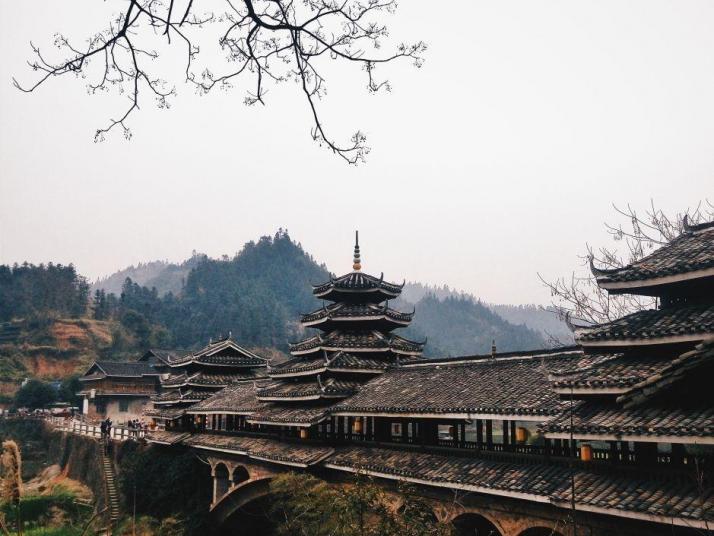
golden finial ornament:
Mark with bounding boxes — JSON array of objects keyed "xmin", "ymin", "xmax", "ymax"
[{"xmin": 353, "ymin": 230, "xmax": 362, "ymax": 271}]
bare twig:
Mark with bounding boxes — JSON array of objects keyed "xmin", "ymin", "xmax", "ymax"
[{"xmin": 14, "ymin": 0, "xmax": 426, "ymax": 164}]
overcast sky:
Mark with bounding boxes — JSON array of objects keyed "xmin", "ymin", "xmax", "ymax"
[{"xmin": 1, "ymin": 1, "xmax": 712, "ymax": 305}]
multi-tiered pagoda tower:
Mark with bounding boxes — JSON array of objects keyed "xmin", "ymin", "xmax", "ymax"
[
  {"xmin": 146, "ymin": 337, "xmax": 267, "ymax": 429},
  {"xmin": 247, "ymin": 232, "xmax": 424, "ymax": 432}
]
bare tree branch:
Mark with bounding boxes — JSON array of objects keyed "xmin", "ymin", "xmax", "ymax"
[
  {"xmin": 14, "ymin": 0, "xmax": 426, "ymax": 164},
  {"xmin": 540, "ymin": 201, "xmax": 714, "ymax": 326}
]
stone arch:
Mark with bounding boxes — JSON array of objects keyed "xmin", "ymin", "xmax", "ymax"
[
  {"xmin": 213, "ymin": 463, "xmax": 230, "ymax": 502},
  {"xmin": 212, "ymin": 476, "xmax": 274, "ymax": 527},
  {"xmin": 518, "ymin": 528, "xmax": 565, "ymax": 536},
  {"xmin": 232, "ymin": 465, "xmax": 250, "ymax": 487},
  {"xmin": 451, "ymin": 512, "xmax": 504, "ymax": 536}
]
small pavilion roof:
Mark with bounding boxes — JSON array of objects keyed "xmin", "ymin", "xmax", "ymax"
[
  {"xmin": 247, "ymin": 404, "xmax": 332, "ymax": 427},
  {"xmin": 269, "ymin": 352, "xmax": 389, "ymax": 378},
  {"xmin": 187, "ymin": 383, "xmax": 264, "ymax": 415},
  {"xmin": 183, "ymin": 433, "xmax": 334, "ymax": 467},
  {"xmin": 161, "ymin": 369, "xmax": 265, "ymax": 389},
  {"xmin": 591, "ymin": 218, "xmax": 714, "ymax": 294},
  {"xmin": 256, "ymin": 378, "xmax": 360, "ymax": 401},
  {"xmin": 617, "ymin": 337, "xmax": 714, "ymax": 408},
  {"xmin": 152, "ymin": 389, "xmax": 212, "ymax": 405},
  {"xmin": 290, "ymin": 331, "xmax": 424, "ymax": 356},
  {"xmin": 541, "ymin": 401, "xmax": 714, "ymax": 444},
  {"xmin": 143, "ymin": 407, "xmax": 186, "ymax": 420},
  {"xmin": 312, "ymin": 271, "xmax": 404, "ymax": 302},
  {"xmin": 551, "ymin": 353, "xmax": 671, "ymax": 395},
  {"xmin": 575, "ymin": 303, "xmax": 714, "ymax": 347},
  {"xmin": 145, "ymin": 430, "xmax": 191, "ymax": 445},
  {"xmin": 332, "ymin": 351, "xmax": 580, "ymax": 420},
  {"xmin": 79, "ymin": 361, "xmax": 160, "ymax": 380},
  {"xmin": 168, "ymin": 337, "xmax": 267, "ymax": 368}
]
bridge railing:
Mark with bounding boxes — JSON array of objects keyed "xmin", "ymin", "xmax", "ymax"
[{"xmin": 46, "ymin": 417, "xmax": 146, "ymax": 441}]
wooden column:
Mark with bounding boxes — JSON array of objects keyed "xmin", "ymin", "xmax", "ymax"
[
  {"xmin": 459, "ymin": 422, "xmax": 466, "ymax": 448},
  {"xmin": 401, "ymin": 419, "xmax": 409, "ymax": 443},
  {"xmin": 476, "ymin": 419, "xmax": 484, "ymax": 449},
  {"xmin": 485, "ymin": 420, "xmax": 493, "ymax": 448},
  {"xmin": 510, "ymin": 421, "xmax": 517, "ymax": 446},
  {"xmin": 502, "ymin": 420, "xmax": 509, "ymax": 447}
]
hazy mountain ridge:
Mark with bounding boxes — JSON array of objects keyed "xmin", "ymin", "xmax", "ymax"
[
  {"xmin": 402, "ymin": 282, "xmax": 572, "ymax": 344},
  {"xmin": 91, "ymin": 254, "xmax": 206, "ymax": 297},
  {"xmin": 92, "ymin": 237, "xmax": 553, "ymax": 356}
]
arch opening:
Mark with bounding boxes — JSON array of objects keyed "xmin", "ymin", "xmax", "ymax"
[
  {"xmin": 451, "ymin": 513, "xmax": 503, "ymax": 536},
  {"xmin": 214, "ymin": 463, "xmax": 230, "ymax": 501},
  {"xmin": 232, "ymin": 465, "xmax": 250, "ymax": 487}
]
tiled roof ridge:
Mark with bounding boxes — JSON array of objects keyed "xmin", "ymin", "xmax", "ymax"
[
  {"xmin": 402, "ymin": 346, "xmax": 583, "ymax": 369},
  {"xmin": 169, "ymin": 337, "xmax": 268, "ymax": 366},
  {"xmin": 312, "ymin": 270, "xmax": 405, "ymax": 295},
  {"xmin": 300, "ymin": 302, "xmax": 414, "ymax": 325},
  {"xmin": 590, "ymin": 217, "xmax": 714, "ymax": 285},
  {"xmin": 83, "ymin": 360, "xmax": 159, "ymax": 378},
  {"xmin": 575, "ymin": 302, "xmax": 714, "ymax": 344}
]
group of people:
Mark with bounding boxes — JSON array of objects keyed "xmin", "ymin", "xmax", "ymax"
[
  {"xmin": 127, "ymin": 419, "xmax": 148, "ymax": 437},
  {"xmin": 99, "ymin": 417, "xmax": 112, "ymax": 438},
  {"xmin": 99, "ymin": 418, "xmax": 113, "ymax": 453}
]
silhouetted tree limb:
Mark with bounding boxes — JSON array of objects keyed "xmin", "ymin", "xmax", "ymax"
[
  {"xmin": 14, "ymin": 0, "xmax": 426, "ymax": 164},
  {"xmin": 539, "ymin": 200, "xmax": 714, "ymax": 326}
]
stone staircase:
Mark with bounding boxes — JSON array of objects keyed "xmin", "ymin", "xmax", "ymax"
[{"xmin": 100, "ymin": 448, "xmax": 120, "ymax": 532}]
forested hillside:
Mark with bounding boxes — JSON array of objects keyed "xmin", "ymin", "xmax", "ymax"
[
  {"xmin": 1, "ymin": 231, "xmax": 552, "ymax": 390},
  {"xmin": 397, "ymin": 296, "xmax": 546, "ymax": 357},
  {"xmin": 92, "ymin": 231, "xmax": 545, "ymax": 355},
  {"xmin": 402, "ymin": 282, "xmax": 571, "ymax": 344}
]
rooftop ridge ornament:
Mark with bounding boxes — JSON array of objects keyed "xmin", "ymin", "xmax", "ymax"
[
  {"xmin": 588, "ymin": 254, "xmax": 620, "ymax": 277},
  {"xmin": 682, "ymin": 214, "xmax": 714, "ymax": 234},
  {"xmin": 353, "ymin": 230, "xmax": 362, "ymax": 271}
]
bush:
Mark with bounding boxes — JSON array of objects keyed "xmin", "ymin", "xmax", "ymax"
[{"xmin": 14, "ymin": 380, "xmax": 56, "ymax": 410}]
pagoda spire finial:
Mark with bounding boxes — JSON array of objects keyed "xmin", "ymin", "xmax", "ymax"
[{"xmin": 353, "ymin": 230, "xmax": 362, "ymax": 271}]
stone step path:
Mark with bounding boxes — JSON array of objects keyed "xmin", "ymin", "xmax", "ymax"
[{"xmin": 101, "ymin": 449, "xmax": 121, "ymax": 526}]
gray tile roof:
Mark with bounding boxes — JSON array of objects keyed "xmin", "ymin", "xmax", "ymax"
[
  {"xmin": 325, "ymin": 446, "xmax": 714, "ymax": 525},
  {"xmin": 301, "ymin": 303, "xmax": 412, "ymax": 327},
  {"xmin": 593, "ymin": 222, "xmax": 714, "ymax": 285},
  {"xmin": 618, "ymin": 338, "xmax": 714, "ymax": 407},
  {"xmin": 247, "ymin": 404, "xmax": 331, "ymax": 426},
  {"xmin": 161, "ymin": 370, "xmax": 265, "ymax": 388},
  {"xmin": 143, "ymin": 407, "xmax": 186, "ymax": 420},
  {"xmin": 145, "ymin": 430, "xmax": 190, "ymax": 445},
  {"xmin": 333, "ymin": 352, "xmax": 579, "ymax": 417},
  {"xmin": 541, "ymin": 401, "xmax": 714, "ymax": 439},
  {"xmin": 575, "ymin": 304, "xmax": 714, "ymax": 344},
  {"xmin": 169, "ymin": 338, "xmax": 267, "ymax": 367},
  {"xmin": 313, "ymin": 271, "xmax": 403, "ymax": 300},
  {"xmin": 187, "ymin": 383, "xmax": 264, "ymax": 414},
  {"xmin": 290, "ymin": 330, "xmax": 424, "ymax": 356},
  {"xmin": 257, "ymin": 378, "xmax": 360, "ymax": 400},
  {"xmin": 269, "ymin": 352, "xmax": 389, "ymax": 378},
  {"xmin": 551, "ymin": 353, "xmax": 671, "ymax": 391},
  {"xmin": 183, "ymin": 433, "xmax": 334, "ymax": 466},
  {"xmin": 83, "ymin": 361, "xmax": 159, "ymax": 378}
]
